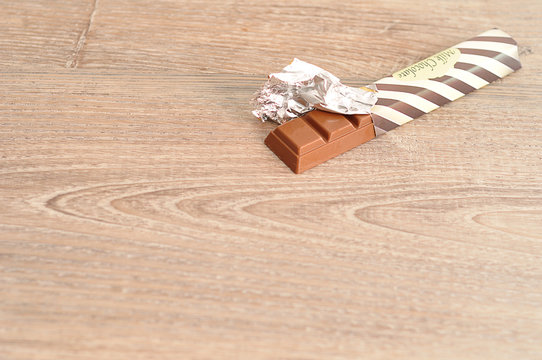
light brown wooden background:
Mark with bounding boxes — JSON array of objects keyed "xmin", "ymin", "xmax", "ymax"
[{"xmin": 1, "ymin": 1, "xmax": 541, "ymax": 359}]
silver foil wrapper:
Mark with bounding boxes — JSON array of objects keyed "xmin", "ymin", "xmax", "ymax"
[{"xmin": 252, "ymin": 58, "xmax": 378, "ymax": 124}]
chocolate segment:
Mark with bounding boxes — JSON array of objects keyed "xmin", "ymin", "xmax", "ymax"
[
  {"xmin": 274, "ymin": 117, "xmax": 325, "ymax": 155},
  {"xmin": 265, "ymin": 111, "xmax": 375, "ymax": 173},
  {"xmin": 304, "ymin": 111, "xmax": 356, "ymax": 141}
]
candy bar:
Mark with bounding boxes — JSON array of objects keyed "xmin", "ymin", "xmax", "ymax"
[
  {"xmin": 263, "ymin": 29, "xmax": 521, "ymax": 173},
  {"xmin": 265, "ymin": 111, "xmax": 374, "ymax": 173}
]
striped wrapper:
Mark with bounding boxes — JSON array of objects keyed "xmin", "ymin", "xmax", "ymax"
[{"xmin": 370, "ymin": 29, "xmax": 521, "ymax": 135}]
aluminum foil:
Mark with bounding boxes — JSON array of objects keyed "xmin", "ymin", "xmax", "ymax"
[{"xmin": 251, "ymin": 58, "xmax": 378, "ymax": 124}]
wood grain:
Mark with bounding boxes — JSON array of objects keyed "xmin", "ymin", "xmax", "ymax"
[{"xmin": 1, "ymin": 0, "xmax": 542, "ymax": 359}]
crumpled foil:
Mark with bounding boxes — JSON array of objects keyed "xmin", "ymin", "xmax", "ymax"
[{"xmin": 251, "ymin": 58, "xmax": 378, "ymax": 124}]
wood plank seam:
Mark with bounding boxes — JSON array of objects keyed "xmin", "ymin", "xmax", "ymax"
[{"xmin": 65, "ymin": 0, "xmax": 100, "ymax": 68}]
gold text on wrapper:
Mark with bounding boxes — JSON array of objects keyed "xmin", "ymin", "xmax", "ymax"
[{"xmin": 392, "ymin": 48, "xmax": 461, "ymax": 81}]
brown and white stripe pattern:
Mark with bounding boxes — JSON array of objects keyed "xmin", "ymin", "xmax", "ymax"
[{"xmin": 370, "ymin": 29, "xmax": 521, "ymax": 135}]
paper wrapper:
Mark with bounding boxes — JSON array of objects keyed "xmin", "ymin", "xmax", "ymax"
[
  {"xmin": 370, "ymin": 28, "xmax": 521, "ymax": 135},
  {"xmin": 253, "ymin": 28, "xmax": 521, "ymax": 136}
]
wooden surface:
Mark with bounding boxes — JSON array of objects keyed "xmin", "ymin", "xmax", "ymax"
[{"xmin": 1, "ymin": 1, "xmax": 541, "ymax": 359}]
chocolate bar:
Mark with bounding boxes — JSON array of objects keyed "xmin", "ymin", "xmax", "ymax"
[
  {"xmin": 264, "ymin": 29, "xmax": 521, "ymax": 173},
  {"xmin": 265, "ymin": 111, "xmax": 374, "ymax": 173}
]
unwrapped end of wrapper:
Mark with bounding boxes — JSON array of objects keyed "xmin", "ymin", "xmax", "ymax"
[{"xmin": 251, "ymin": 58, "xmax": 378, "ymax": 124}]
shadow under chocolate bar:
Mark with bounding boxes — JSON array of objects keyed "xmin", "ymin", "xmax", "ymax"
[{"xmin": 264, "ymin": 110, "xmax": 375, "ymax": 174}]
